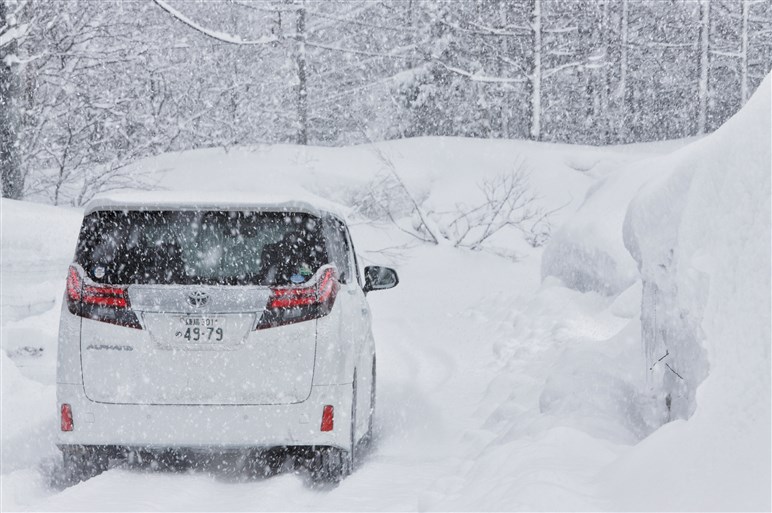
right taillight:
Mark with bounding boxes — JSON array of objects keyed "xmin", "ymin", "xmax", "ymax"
[
  {"xmin": 256, "ymin": 265, "xmax": 339, "ymax": 330},
  {"xmin": 66, "ymin": 264, "xmax": 142, "ymax": 329}
]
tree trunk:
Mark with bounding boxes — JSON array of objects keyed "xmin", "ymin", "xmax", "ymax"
[
  {"xmin": 0, "ymin": 0, "xmax": 23, "ymax": 199},
  {"xmin": 618, "ymin": 0, "xmax": 628, "ymax": 143},
  {"xmin": 740, "ymin": 0, "xmax": 749, "ymax": 105},
  {"xmin": 599, "ymin": 0, "xmax": 611, "ymax": 144},
  {"xmin": 529, "ymin": 0, "xmax": 541, "ymax": 141},
  {"xmin": 697, "ymin": 0, "xmax": 711, "ymax": 135},
  {"xmin": 498, "ymin": 1, "xmax": 510, "ymax": 139},
  {"xmin": 296, "ymin": 0, "xmax": 308, "ymax": 146}
]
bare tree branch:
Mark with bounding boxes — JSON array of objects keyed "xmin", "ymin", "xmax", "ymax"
[{"xmin": 151, "ymin": 0, "xmax": 278, "ymax": 46}]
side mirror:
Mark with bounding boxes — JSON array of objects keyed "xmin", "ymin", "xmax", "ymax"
[{"xmin": 363, "ymin": 266, "xmax": 399, "ymax": 293}]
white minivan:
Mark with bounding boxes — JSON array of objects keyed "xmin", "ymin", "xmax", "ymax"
[{"xmin": 56, "ymin": 195, "xmax": 398, "ymax": 482}]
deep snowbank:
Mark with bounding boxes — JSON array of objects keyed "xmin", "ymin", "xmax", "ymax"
[
  {"xmin": 0, "ymin": 199, "xmax": 81, "ymax": 369},
  {"xmin": 537, "ymin": 76, "xmax": 771, "ymax": 510},
  {"xmin": 602, "ymin": 76, "xmax": 771, "ymax": 511}
]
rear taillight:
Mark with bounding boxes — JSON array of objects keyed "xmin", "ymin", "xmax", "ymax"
[
  {"xmin": 256, "ymin": 266, "xmax": 339, "ymax": 330},
  {"xmin": 61, "ymin": 403, "xmax": 73, "ymax": 432},
  {"xmin": 66, "ymin": 264, "xmax": 142, "ymax": 329}
]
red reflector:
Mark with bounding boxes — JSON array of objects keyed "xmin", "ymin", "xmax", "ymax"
[
  {"xmin": 61, "ymin": 403, "xmax": 73, "ymax": 432},
  {"xmin": 321, "ymin": 405, "xmax": 334, "ymax": 432}
]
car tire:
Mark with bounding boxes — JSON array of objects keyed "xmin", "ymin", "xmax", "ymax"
[
  {"xmin": 249, "ymin": 447, "xmax": 288, "ymax": 477},
  {"xmin": 61, "ymin": 446, "xmax": 108, "ymax": 485},
  {"xmin": 308, "ymin": 445, "xmax": 351, "ymax": 484}
]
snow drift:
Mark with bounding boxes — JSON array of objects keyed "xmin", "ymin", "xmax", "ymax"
[
  {"xmin": 603, "ymin": 75, "xmax": 771, "ymax": 511},
  {"xmin": 541, "ymin": 166, "xmax": 655, "ymax": 296},
  {"xmin": 539, "ymin": 137, "xmax": 697, "ymax": 297}
]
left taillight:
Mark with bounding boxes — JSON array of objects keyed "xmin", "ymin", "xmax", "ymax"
[
  {"xmin": 256, "ymin": 265, "xmax": 340, "ymax": 330},
  {"xmin": 66, "ymin": 264, "xmax": 142, "ymax": 329}
]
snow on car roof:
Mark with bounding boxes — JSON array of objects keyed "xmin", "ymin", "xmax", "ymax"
[{"xmin": 84, "ymin": 190, "xmax": 349, "ymax": 219}]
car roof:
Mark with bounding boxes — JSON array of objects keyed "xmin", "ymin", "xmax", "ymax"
[{"xmin": 84, "ymin": 191, "xmax": 348, "ymax": 221}]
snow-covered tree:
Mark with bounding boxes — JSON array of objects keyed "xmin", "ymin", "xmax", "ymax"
[
  {"xmin": 0, "ymin": 0, "xmax": 24, "ymax": 199},
  {"xmin": 4, "ymin": 0, "xmax": 771, "ymax": 202}
]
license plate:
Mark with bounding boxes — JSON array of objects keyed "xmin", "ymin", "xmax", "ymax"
[{"xmin": 175, "ymin": 316, "xmax": 225, "ymax": 343}]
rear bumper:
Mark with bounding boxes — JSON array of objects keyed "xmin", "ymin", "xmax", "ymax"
[{"xmin": 56, "ymin": 382, "xmax": 352, "ymax": 450}]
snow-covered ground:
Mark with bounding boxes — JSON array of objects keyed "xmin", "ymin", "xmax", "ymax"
[{"xmin": 1, "ymin": 82, "xmax": 770, "ymax": 511}]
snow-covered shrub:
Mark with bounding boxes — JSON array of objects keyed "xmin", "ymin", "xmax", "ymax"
[
  {"xmin": 354, "ymin": 149, "xmax": 554, "ymax": 251},
  {"xmin": 349, "ymin": 172, "xmax": 419, "ymax": 222},
  {"xmin": 435, "ymin": 167, "xmax": 551, "ymax": 249}
]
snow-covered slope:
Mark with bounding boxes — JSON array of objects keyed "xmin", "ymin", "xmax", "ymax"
[{"xmin": 120, "ymin": 136, "xmax": 678, "ymax": 230}]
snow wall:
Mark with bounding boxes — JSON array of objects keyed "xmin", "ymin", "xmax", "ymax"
[
  {"xmin": 608, "ymin": 75, "xmax": 771, "ymax": 510},
  {"xmin": 625, "ymin": 74, "xmax": 770, "ymax": 419}
]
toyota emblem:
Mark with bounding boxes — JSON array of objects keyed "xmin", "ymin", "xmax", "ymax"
[{"xmin": 188, "ymin": 290, "xmax": 209, "ymax": 308}]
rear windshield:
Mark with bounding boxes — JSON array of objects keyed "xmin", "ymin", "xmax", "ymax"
[{"xmin": 75, "ymin": 210, "xmax": 328, "ymax": 286}]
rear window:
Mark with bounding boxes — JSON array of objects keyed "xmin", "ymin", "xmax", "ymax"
[{"xmin": 76, "ymin": 210, "xmax": 328, "ymax": 286}]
